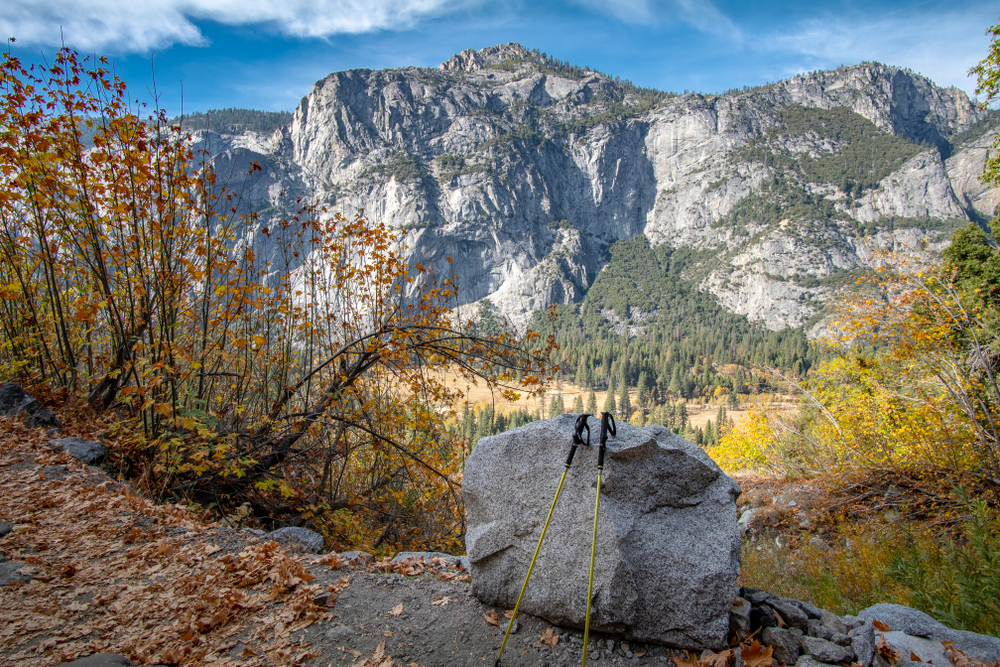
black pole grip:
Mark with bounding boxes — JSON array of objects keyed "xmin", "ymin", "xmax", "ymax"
[
  {"xmin": 566, "ymin": 413, "xmax": 591, "ymax": 466},
  {"xmin": 597, "ymin": 412, "xmax": 616, "ymax": 468}
]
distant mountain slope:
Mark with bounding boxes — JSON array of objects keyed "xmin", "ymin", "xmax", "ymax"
[{"xmin": 198, "ymin": 44, "xmax": 999, "ymax": 333}]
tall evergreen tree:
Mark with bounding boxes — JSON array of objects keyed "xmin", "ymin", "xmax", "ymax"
[
  {"xmin": 669, "ymin": 365, "xmax": 682, "ymax": 397},
  {"xmin": 586, "ymin": 389, "xmax": 598, "ymax": 415},
  {"xmin": 572, "ymin": 394, "xmax": 584, "ymax": 414},
  {"xmin": 549, "ymin": 394, "xmax": 565, "ymax": 418},
  {"xmin": 674, "ymin": 400, "xmax": 688, "ymax": 430},
  {"xmin": 637, "ymin": 371, "xmax": 649, "ymax": 407},
  {"xmin": 619, "ymin": 382, "xmax": 632, "ymax": 421},
  {"xmin": 604, "ymin": 383, "xmax": 617, "ymax": 416}
]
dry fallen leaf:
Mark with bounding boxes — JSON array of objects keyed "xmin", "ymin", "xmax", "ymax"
[
  {"xmin": 388, "ymin": 603, "xmax": 403, "ymax": 617},
  {"xmin": 700, "ymin": 649, "xmax": 734, "ymax": 667},
  {"xmin": 672, "ymin": 649, "xmax": 701, "ymax": 667},
  {"xmin": 872, "ymin": 619, "xmax": 891, "ymax": 632},
  {"xmin": 540, "ymin": 627, "xmax": 560, "ymax": 646},
  {"xmin": 313, "ymin": 552, "xmax": 345, "ymax": 568},
  {"xmin": 431, "ymin": 596, "xmax": 452, "ymax": 606},
  {"xmin": 944, "ymin": 642, "xmax": 972, "ymax": 667},
  {"xmin": 741, "ymin": 639, "xmax": 776, "ymax": 667},
  {"xmin": 877, "ymin": 636, "xmax": 900, "ymax": 664},
  {"xmin": 484, "ymin": 609, "xmax": 500, "ymax": 626}
]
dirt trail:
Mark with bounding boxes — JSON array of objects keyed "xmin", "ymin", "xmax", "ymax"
[{"xmin": 0, "ymin": 417, "xmax": 684, "ymax": 667}]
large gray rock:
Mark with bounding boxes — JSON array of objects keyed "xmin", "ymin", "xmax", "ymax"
[
  {"xmin": 858, "ymin": 604, "xmax": 1000, "ymax": 662},
  {"xmin": 881, "ymin": 631, "xmax": 950, "ymax": 666},
  {"xmin": 264, "ymin": 526, "xmax": 325, "ymax": 553},
  {"xmin": 0, "ymin": 382, "xmax": 60, "ymax": 429},
  {"xmin": 730, "ymin": 597, "xmax": 752, "ymax": 641},
  {"xmin": 795, "ymin": 657, "xmax": 839, "ymax": 667},
  {"xmin": 50, "ymin": 438, "xmax": 107, "ymax": 465},
  {"xmin": 771, "ymin": 597, "xmax": 810, "ymax": 630},
  {"xmin": 850, "ymin": 623, "xmax": 877, "ymax": 667},
  {"xmin": 763, "ymin": 626, "xmax": 802, "ymax": 664},
  {"xmin": 464, "ymin": 415, "xmax": 742, "ymax": 649},
  {"xmin": 819, "ymin": 609, "xmax": 848, "ymax": 636},
  {"xmin": 800, "ymin": 636, "xmax": 855, "ymax": 663}
]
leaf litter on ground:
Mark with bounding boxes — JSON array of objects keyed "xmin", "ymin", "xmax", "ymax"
[{"xmin": 0, "ymin": 416, "xmax": 332, "ymax": 666}]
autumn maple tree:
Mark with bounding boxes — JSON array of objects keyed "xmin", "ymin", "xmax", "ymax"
[{"xmin": 0, "ymin": 45, "xmax": 556, "ymax": 552}]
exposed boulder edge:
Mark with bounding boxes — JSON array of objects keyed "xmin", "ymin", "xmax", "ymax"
[
  {"xmin": 464, "ymin": 415, "xmax": 742, "ymax": 650},
  {"xmin": 50, "ymin": 437, "xmax": 108, "ymax": 465},
  {"xmin": 392, "ymin": 551, "xmax": 465, "ymax": 568},
  {"xmin": 858, "ymin": 603, "xmax": 1000, "ymax": 662},
  {"xmin": 340, "ymin": 550, "xmax": 375, "ymax": 564},
  {"xmin": 0, "ymin": 560, "xmax": 32, "ymax": 586},
  {"xmin": 0, "ymin": 382, "xmax": 61, "ymax": 429},
  {"xmin": 264, "ymin": 526, "xmax": 325, "ymax": 553}
]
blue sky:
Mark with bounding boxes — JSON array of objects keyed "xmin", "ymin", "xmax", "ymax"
[{"xmin": 4, "ymin": 0, "xmax": 998, "ymax": 117}]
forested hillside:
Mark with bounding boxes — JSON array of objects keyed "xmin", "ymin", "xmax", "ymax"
[{"xmin": 173, "ymin": 108, "xmax": 293, "ymax": 133}]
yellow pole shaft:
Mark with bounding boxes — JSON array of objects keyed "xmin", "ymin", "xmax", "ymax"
[
  {"xmin": 582, "ymin": 468, "xmax": 603, "ymax": 667},
  {"xmin": 496, "ymin": 465, "xmax": 570, "ymax": 667}
]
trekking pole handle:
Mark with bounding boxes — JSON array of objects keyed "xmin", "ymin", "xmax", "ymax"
[
  {"xmin": 567, "ymin": 413, "xmax": 591, "ymax": 466},
  {"xmin": 597, "ymin": 412, "xmax": 616, "ymax": 468}
]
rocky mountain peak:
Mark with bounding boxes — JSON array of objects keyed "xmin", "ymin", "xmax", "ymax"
[
  {"xmin": 439, "ymin": 43, "xmax": 533, "ymax": 73},
  {"xmin": 214, "ymin": 50, "xmax": 1000, "ymax": 334}
]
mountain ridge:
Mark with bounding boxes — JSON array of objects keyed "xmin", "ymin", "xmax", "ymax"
[{"xmin": 196, "ymin": 44, "xmax": 1000, "ymax": 333}]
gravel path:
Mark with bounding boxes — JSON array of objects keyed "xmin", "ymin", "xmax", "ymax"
[{"xmin": 293, "ymin": 559, "xmax": 684, "ymax": 667}]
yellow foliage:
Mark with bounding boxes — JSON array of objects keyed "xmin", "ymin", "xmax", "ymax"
[
  {"xmin": 711, "ymin": 246, "xmax": 994, "ymax": 479},
  {"xmin": 708, "ymin": 410, "xmax": 781, "ymax": 473},
  {"xmin": 0, "ymin": 46, "xmax": 557, "ymax": 553}
]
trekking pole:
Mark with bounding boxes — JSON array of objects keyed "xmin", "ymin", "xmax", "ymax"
[
  {"xmin": 582, "ymin": 411, "xmax": 615, "ymax": 667},
  {"xmin": 496, "ymin": 414, "xmax": 591, "ymax": 667}
]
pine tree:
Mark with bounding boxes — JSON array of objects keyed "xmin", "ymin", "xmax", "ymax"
[
  {"xmin": 575, "ymin": 357, "xmax": 588, "ymax": 387},
  {"xmin": 549, "ymin": 394, "xmax": 565, "ymax": 418},
  {"xmin": 669, "ymin": 365, "xmax": 682, "ymax": 397},
  {"xmin": 619, "ymin": 381, "xmax": 632, "ymax": 421},
  {"xmin": 604, "ymin": 383, "xmax": 617, "ymax": 416},
  {"xmin": 675, "ymin": 400, "xmax": 688, "ymax": 430},
  {"xmin": 586, "ymin": 389, "xmax": 597, "ymax": 415},
  {"xmin": 494, "ymin": 411, "xmax": 508, "ymax": 434},
  {"xmin": 572, "ymin": 394, "xmax": 584, "ymax": 414},
  {"xmin": 476, "ymin": 404, "xmax": 494, "ymax": 439},
  {"xmin": 637, "ymin": 371, "xmax": 649, "ymax": 407}
]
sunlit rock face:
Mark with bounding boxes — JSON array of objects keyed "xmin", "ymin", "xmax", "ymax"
[{"xmin": 207, "ymin": 45, "xmax": 998, "ymax": 332}]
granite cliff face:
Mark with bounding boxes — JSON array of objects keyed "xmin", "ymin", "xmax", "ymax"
[{"xmin": 205, "ymin": 44, "xmax": 1000, "ymax": 331}]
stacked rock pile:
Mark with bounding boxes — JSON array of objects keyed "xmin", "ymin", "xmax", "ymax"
[{"xmin": 735, "ymin": 588, "xmax": 1000, "ymax": 666}]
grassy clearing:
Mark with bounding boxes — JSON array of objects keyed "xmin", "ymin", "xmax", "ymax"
[{"xmin": 735, "ymin": 472, "xmax": 1000, "ymax": 636}]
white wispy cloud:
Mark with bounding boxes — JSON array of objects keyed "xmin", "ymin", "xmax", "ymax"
[
  {"xmin": 2, "ymin": 0, "xmax": 479, "ymax": 53},
  {"xmin": 762, "ymin": 6, "xmax": 997, "ymax": 95},
  {"xmin": 569, "ymin": 0, "xmax": 740, "ymax": 39}
]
